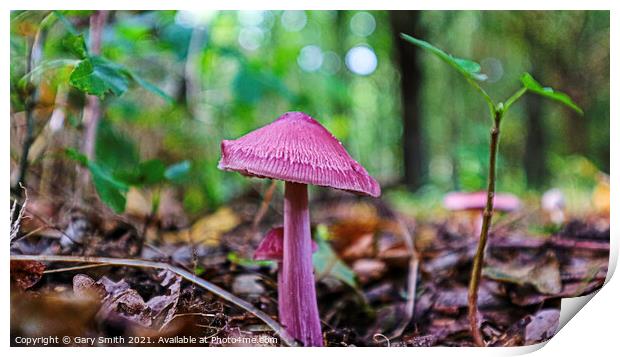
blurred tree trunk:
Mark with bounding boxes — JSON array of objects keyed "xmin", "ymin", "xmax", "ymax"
[
  {"xmin": 523, "ymin": 92, "xmax": 547, "ymax": 188},
  {"xmin": 389, "ymin": 11, "xmax": 427, "ymax": 190}
]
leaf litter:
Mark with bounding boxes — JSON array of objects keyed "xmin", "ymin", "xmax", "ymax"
[{"xmin": 10, "ymin": 189, "xmax": 609, "ymax": 346}]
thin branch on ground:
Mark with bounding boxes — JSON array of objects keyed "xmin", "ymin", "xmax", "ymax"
[
  {"xmin": 43, "ymin": 263, "xmax": 112, "ymax": 274},
  {"xmin": 388, "ymin": 213, "xmax": 419, "ymax": 340},
  {"xmin": 10, "ymin": 183, "xmax": 29, "ymax": 243},
  {"xmin": 10, "ymin": 254, "xmax": 299, "ymax": 347}
]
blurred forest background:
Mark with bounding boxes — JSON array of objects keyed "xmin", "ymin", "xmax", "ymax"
[
  {"xmin": 9, "ymin": 10, "xmax": 611, "ymax": 347},
  {"xmin": 10, "ymin": 10, "xmax": 610, "ymax": 218}
]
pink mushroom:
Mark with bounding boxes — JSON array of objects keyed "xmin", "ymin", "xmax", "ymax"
[
  {"xmin": 219, "ymin": 111, "xmax": 380, "ymax": 346},
  {"xmin": 443, "ymin": 191, "xmax": 521, "ymax": 236}
]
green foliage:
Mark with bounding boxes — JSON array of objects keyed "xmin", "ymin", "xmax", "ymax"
[
  {"xmin": 88, "ymin": 161, "xmax": 130, "ymax": 213},
  {"xmin": 227, "ymin": 252, "xmax": 274, "ymax": 268},
  {"xmin": 400, "ymin": 34, "xmax": 487, "ymax": 82},
  {"xmin": 313, "ymin": 224, "xmax": 357, "ymax": 287},
  {"xmin": 400, "ymin": 33, "xmax": 494, "ymax": 111},
  {"xmin": 402, "ymin": 34, "xmax": 583, "ymax": 121},
  {"xmin": 69, "ymin": 57, "xmax": 130, "ymax": 98},
  {"xmin": 63, "ymin": 34, "xmax": 87, "ymax": 58},
  {"xmin": 520, "ymin": 73, "xmax": 584, "ymax": 114},
  {"xmin": 66, "ymin": 140, "xmax": 190, "ymax": 213},
  {"xmin": 52, "ymin": 10, "xmax": 80, "ymax": 35},
  {"xmin": 164, "ymin": 160, "xmax": 192, "ymax": 183},
  {"xmin": 10, "ymin": 11, "xmax": 608, "ymax": 215},
  {"xmin": 65, "ymin": 148, "xmax": 129, "ymax": 213},
  {"xmin": 94, "ymin": 120, "xmax": 140, "ymax": 172}
]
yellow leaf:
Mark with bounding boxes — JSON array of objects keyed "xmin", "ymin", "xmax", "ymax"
[
  {"xmin": 190, "ymin": 207, "xmax": 240, "ymax": 246},
  {"xmin": 125, "ymin": 187, "xmax": 151, "ymax": 217},
  {"xmin": 593, "ymin": 174, "xmax": 610, "ymax": 215}
]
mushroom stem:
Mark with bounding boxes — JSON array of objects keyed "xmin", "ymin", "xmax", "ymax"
[
  {"xmin": 277, "ymin": 261, "xmax": 283, "ymax": 315},
  {"xmin": 281, "ymin": 182, "xmax": 323, "ymax": 346}
]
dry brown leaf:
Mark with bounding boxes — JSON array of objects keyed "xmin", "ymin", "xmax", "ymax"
[
  {"xmin": 524, "ymin": 309, "xmax": 560, "ymax": 344},
  {"xmin": 352, "ymin": 259, "xmax": 387, "ymax": 284},
  {"xmin": 593, "ymin": 175, "xmax": 610, "ymax": 215},
  {"xmin": 340, "ymin": 233, "xmax": 374, "ymax": 260},
  {"xmin": 125, "ymin": 187, "xmax": 152, "ymax": 217},
  {"xmin": 484, "ymin": 252, "xmax": 562, "ymax": 295},
  {"xmin": 10, "ymin": 260, "xmax": 45, "ymax": 290}
]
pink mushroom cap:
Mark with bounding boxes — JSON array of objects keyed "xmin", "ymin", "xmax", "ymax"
[
  {"xmin": 443, "ymin": 191, "xmax": 521, "ymax": 212},
  {"xmin": 253, "ymin": 226, "xmax": 319, "ymax": 261},
  {"xmin": 218, "ymin": 111, "xmax": 381, "ymax": 197}
]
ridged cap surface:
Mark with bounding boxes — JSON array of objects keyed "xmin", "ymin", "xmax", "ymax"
[{"xmin": 219, "ymin": 112, "xmax": 381, "ymax": 197}]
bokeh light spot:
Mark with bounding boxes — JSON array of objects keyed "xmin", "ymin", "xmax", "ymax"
[
  {"xmin": 297, "ymin": 45, "xmax": 324, "ymax": 72},
  {"xmin": 350, "ymin": 12, "xmax": 376, "ymax": 37},
  {"xmin": 345, "ymin": 45, "xmax": 378, "ymax": 76},
  {"xmin": 281, "ymin": 11, "xmax": 307, "ymax": 32}
]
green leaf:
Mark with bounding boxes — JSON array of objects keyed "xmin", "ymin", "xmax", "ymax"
[
  {"xmin": 63, "ymin": 34, "xmax": 88, "ymax": 59},
  {"xmin": 139, "ymin": 160, "xmax": 166, "ymax": 185},
  {"xmin": 95, "ymin": 119, "xmax": 140, "ymax": 172},
  {"xmin": 114, "ymin": 159, "xmax": 167, "ymax": 187},
  {"xmin": 127, "ymin": 71, "xmax": 174, "ymax": 104},
  {"xmin": 88, "ymin": 162, "xmax": 129, "ymax": 213},
  {"xmin": 69, "ymin": 56, "xmax": 129, "ymax": 98},
  {"xmin": 164, "ymin": 160, "xmax": 191, "ymax": 183},
  {"xmin": 52, "ymin": 10, "xmax": 79, "ymax": 35},
  {"xmin": 64, "ymin": 147, "xmax": 88, "ymax": 165},
  {"xmin": 64, "ymin": 147, "xmax": 128, "ymax": 213},
  {"xmin": 21, "ymin": 59, "xmax": 78, "ymax": 84},
  {"xmin": 401, "ymin": 33, "xmax": 487, "ymax": 82},
  {"xmin": 313, "ymin": 225, "xmax": 357, "ymax": 287},
  {"xmin": 227, "ymin": 252, "xmax": 274, "ymax": 268},
  {"xmin": 520, "ymin": 73, "xmax": 584, "ymax": 115}
]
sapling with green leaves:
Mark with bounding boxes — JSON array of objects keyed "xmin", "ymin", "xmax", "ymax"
[
  {"xmin": 16, "ymin": 11, "xmax": 178, "ymax": 214},
  {"xmin": 401, "ymin": 34, "xmax": 583, "ymax": 347}
]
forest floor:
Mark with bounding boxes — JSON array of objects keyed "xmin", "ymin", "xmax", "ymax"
[{"xmin": 10, "ymin": 186, "xmax": 610, "ymax": 347}]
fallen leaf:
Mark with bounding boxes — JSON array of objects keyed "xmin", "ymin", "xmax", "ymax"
[
  {"xmin": 72, "ymin": 274, "xmax": 107, "ymax": 300},
  {"xmin": 73, "ymin": 271, "xmax": 181, "ymax": 329},
  {"xmin": 146, "ymin": 270, "xmax": 181, "ymax": 326},
  {"xmin": 352, "ymin": 259, "xmax": 387, "ymax": 284},
  {"xmin": 592, "ymin": 174, "xmax": 610, "ymax": 215},
  {"xmin": 164, "ymin": 207, "xmax": 240, "ymax": 246},
  {"xmin": 232, "ymin": 274, "xmax": 266, "ymax": 295},
  {"xmin": 484, "ymin": 252, "xmax": 562, "ymax": 295},
  {"xmin": 524, "ymin": 309, "xmax": 559, "ymax": 344},
  {"xmin": 10, "ymin": 260, "xmax": 46, "ymax": 290},
  {"xmin": 313, "ymin": 232, "xmax": 357, "ymax": 288},
  {"xmin": 125, "ymin": 187, "xmax": 152, "ymax": 217},
  {"xmin": 340, "ymin": 233, "xmax": 374, "ymax": 261}
]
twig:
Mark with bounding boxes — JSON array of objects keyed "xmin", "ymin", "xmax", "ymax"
[
  {"xmin": 252, "ymin": 180, "xmax": 277, "ymax": 231},
  {"xmin": 468, "ymin": 108, "xmax": 502, "ymax": 347},
  {"xmin": 79, "ymin": 10, "xmax": 108, "ymax": 190},
  {"xmin": 10, "ymin": 254, "xmax": 299, "ymax": 347},
  {"xmin": 10, "ymin": 184, "xmax": 29, "ymax": 242},
  {"xmin": 159, "ymin": 312, "xmax": 217, "ymax": 332},
  {"xmin": 388, "ymin": 214, "xmax": 419, "ymax": 340},
  {"xmin": 43, "ymin": 263, "xmax": 111, "ymax": 274},
  {"xmin": 14, "ymin": 26, "xmax": 46, "ymax": 195}
]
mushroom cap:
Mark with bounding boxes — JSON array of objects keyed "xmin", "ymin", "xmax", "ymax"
[
  {"xmin": 253, "ymin": 226, "xmax": 318, "ymax": 261},
  {"xmin": 443, "ymin": 191, "xmax": 521, "ymax": 212},
  {"xmin": 218, "ymin": 112, "xmax": 381, "ymax": 197}
]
